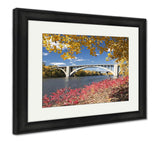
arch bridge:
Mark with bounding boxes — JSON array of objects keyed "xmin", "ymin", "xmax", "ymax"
[{"xmin": 55, "ymin": 64, "xmax": 119, "ymax": 78}]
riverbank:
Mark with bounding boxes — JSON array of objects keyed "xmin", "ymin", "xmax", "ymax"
[{"xmin": 42, "ymin": 76, "xmax": 128, "ymax": 107}]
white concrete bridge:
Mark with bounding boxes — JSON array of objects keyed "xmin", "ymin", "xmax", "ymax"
[{"xmin": 54, "ymin": 64, "xmax": 120, "ymax": 78}]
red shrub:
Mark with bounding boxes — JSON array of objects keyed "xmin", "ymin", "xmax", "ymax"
[{"xmin": 42, "ymin": 76, "xmax": 128, "ymax": 107}]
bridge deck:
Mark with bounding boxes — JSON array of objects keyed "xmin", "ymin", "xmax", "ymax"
[{"xmin": 58, "ymin": 64, "xmax": 116, "ymax": 68}]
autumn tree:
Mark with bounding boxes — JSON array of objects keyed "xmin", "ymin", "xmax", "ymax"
[{"xmin": 42, "ymin": 34, "xmax": 128, "ymax": 76}]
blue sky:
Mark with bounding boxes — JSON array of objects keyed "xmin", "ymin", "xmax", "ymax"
[{"xmin": 43, "ymin": 39, "xmax": 115, "ymax": 72}]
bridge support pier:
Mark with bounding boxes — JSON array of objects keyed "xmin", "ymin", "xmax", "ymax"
[
  {"xmin": 114, "ymin": 64, "xmax": 118, "ymax": 78},
  {"xmin": 66, "ymin": 66, "xmax": 71, "ymax": 78}
]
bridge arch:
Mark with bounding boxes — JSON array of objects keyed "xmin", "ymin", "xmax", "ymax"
[
  {"xmin": 69, "ymin": 66, "xmax": 115, "ymax": 76},
  {"xmin": 51, "ymin": 68, "xmax": 67, "ymax": 76},
  {"xmin": 58, "ymin": 68, "xmax": 67, "ymax": 76}
]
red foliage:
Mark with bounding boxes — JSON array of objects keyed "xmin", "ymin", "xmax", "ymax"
[{"xmin": 42, "ymin": 76, "xmax": 128, "ymax": 107}]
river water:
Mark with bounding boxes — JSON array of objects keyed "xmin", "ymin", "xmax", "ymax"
[{"xmin": 43, "ymin": 75, "xmax": 112, "ymax": 96}]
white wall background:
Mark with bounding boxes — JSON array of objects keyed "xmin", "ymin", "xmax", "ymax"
[{"xmin": 0, "ymin": 0, "xmax": 158, "ymax": 140}]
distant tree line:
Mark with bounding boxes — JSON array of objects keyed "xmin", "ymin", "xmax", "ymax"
[{"xmin": 43, "ymin": 64, "xmax": 65, "ymax": 78}]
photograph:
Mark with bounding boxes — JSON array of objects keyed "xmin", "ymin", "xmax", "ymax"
[{"xmin": 42, "ymin": 34, "xmax": 129, "ymax": 108}]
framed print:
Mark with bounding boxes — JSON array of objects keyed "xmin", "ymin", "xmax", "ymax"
[{"xmin": 13, "ymin": 8, "xmax": 147, "ymax": 134}]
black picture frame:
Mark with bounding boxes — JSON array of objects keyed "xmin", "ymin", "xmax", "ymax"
[{"xmin": 13, "ymin": 8, "xmax": 147, "ymax": 134}]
